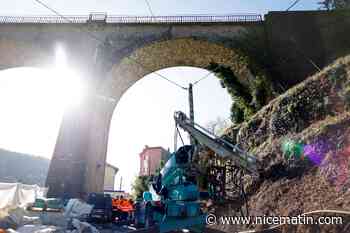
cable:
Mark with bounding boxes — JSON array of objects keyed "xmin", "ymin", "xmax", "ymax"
[
  {"xmin": 286, "ymin": 0, "xmax": 302, "ymax": 11},
  {"xmin": 33, "ymin": 0, "xmax": 187, "ymax": 91},
  {"xmin": 174, "ymin": 124, "xmax": 178, "ymax": 151},
  {"xmin": 286, "ymin": 38, "xmax": 322, "ymax": 72},
  {"xmin": 193, "ymin": 63, "xmax": 227, "ymax": 86},
  {"xmin": 176, "ymin": 125, "xmax": 185, "ymax": 146},
  {"xmin": 144, "ymin": 0, "xmax": 155, "ymax": 17},
  {"xmin": 193, "ymin": 71, "xmax": 212, "ymax": 86},
  {"xmin": 129, "ymin": 58, "xmax": 187, "ymax": 90}
]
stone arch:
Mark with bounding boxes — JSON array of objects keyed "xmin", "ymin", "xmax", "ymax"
[
  {"xmin": 82, "ymin": 38, "xmax": 257, "ymax": 194},
  {"xmin": 101, "ymin": 38, "xmax": 256, "ymax": 100},
  {"xmin": 49, "ymin": 37, "xmax": 260, "ymax": 196}
]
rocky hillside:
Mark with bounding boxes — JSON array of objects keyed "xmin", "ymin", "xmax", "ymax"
[
  {"xmin": 0, "ymin": 149, "xmax": 49, "ymax": 186},
  {"xmin": 210, "ymin": 56, "xmax": 350, "ymax": 233}
]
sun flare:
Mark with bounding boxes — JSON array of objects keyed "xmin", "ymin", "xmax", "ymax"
[{"xmin": 0, "ymin": 45, "xmax": 86, "ymax": 157}]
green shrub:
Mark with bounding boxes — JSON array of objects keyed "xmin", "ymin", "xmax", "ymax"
[{"xmin": 131, "ymin": 175, "xmax": 151, "ymax": 199}]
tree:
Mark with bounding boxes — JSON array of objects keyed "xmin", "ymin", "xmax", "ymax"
[
  {"xmin": 319, "ymin": 0, "xmax": 334, "ymax": 9},
  {"xmin": 205, "ymin": 117, "xmax": 231, "ymax": 136},
  {"xmin": 155, "ymin": 159, "xmax": 166, "ymax": 174},
  {"xmin": 131, "ymin": 175, "xmax": 151, "ymax": 199},
  {"xmin": 318, "ymin": 0, "xmax": 350, "ymax": 9}
]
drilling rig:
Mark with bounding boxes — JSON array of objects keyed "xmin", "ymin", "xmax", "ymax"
[{"xmin": 134, "ymin": 111, "xmax": 261, "ymax": 233}]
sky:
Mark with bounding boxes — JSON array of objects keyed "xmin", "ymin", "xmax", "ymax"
[{"xmin": 0, "ymin": 0, "xmax": 320, "ymax": 192}]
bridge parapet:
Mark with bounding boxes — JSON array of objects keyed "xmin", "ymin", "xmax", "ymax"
[{"xmin": 0, "ymin": 14, "xmax": 262, "ymax": 24}]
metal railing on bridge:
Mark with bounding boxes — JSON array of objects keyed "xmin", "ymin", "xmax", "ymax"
[{"xmin": 0, "ymin": 14, "xmax": 263, "ymax": 24}]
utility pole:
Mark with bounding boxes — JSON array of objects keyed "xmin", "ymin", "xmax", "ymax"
[{"xmin": 188, "ymin": 83, "xmax": 195, "ymax": 145}]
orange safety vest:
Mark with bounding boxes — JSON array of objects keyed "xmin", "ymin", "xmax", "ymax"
[{"xmin": 112, "ymin": 199, "xmax": 134, "ymax": 212}]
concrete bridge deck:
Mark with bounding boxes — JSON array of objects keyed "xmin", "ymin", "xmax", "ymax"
[{"xmin": 0, "ymin": 14, "xmax": 262, "ymax": 24}]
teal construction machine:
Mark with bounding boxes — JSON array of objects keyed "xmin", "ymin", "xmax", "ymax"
[{"xmin": 134, "ymin": 111, "xmax": 261, "ymax": 233}]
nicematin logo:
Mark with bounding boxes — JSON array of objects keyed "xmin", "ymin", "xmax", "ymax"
[{"xmin": 206, "ymin": 214, "xmax": 343, "ymax": 226}]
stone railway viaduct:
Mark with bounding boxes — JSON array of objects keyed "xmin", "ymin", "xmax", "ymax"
[{"xmin": 0, "ymin": 10, "xmax": 349, "ymax": 197}]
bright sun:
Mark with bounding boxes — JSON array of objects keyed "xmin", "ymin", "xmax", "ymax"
[
  {"xmin": 52, "ymin": 45, "xmax": 86, "ymax": 107},
  {"xmin": 0, "ymin": 45, "xmax": 86, "ymax": 157}
]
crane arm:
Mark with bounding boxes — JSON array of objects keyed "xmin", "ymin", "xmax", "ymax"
[{"xmin": 174, "ymin": 111, "xmax": 260, "ymax": 176}]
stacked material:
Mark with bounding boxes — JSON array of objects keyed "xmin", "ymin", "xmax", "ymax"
[
  {"xmin": 0, "ymin": 183, "xmax": 47, "ymax": 209},
  {"xmin": 0, "ymin": 183, "xmax": 98, "ymax": 233}
]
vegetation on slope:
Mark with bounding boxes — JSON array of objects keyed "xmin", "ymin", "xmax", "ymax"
[{"xmin": 210, "ymin": 55, "xmax": 350, "ymax": 233}]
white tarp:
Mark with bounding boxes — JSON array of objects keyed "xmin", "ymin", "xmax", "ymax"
[{"xmin": 0, "ymin": 183, "xmax": 48, "ymax": 209}]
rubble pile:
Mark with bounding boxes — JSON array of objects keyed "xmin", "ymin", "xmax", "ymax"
[{"xmin": 0, "ymin": 185, "xmax": 97, "ymax": 233}]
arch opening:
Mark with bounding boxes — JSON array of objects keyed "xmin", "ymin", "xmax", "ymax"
[
  {"xmin": 96, "ymin": 38, "xmax": 258, "ymax": 196},
  {"xmin": 106, "ymin": 66, "xmax": 232, "ymax": 194}
]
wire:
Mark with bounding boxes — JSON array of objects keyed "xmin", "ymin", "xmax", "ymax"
[
  {"xmin": 33, "ymin": 0, "xmax": 187, "ymax": 91},
  {"xmin": 174, "ymin": 124, "xmax": 178, "ymax": 151},
  {"xmin": 286, "ymin": 0, "xmax": 302, "ymax": 11},
  {"xmin": 129, "ymin": 58, "xmax": 187, "ymax": 90},
  {"xmin": 193, "ymin": 55, "xmax": 247, "ymax": 86},
  {"xmin": 192, "ymin": 67, "xmax": 227, "ymax": 87},
  {"xmin": 193, "ymin": 62, "xmax": 227, "ymax": 86},
  {"xmin": 176, "ymin": 125, "xmax": 185, "ymax": 146},
  {"xmin": 144, "ymin": 0, "xmax": 155, "ymax": 17},
  {"xmin": 286, "ymin": 38, "xmax": 322, "ymax": 72},
  {"xmin": 193, "ymin": 71, "xmax": 212, "ymax": 86}
]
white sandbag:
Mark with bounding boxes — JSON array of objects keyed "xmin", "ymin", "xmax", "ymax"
[
  {"xmin": 39, "ymin": 212, "xmax": 68, "ymax": 228},
  {"xmin": 64, "ymin": 199, "xmax": 93, "ymax": 218},
  {"xmin": 71, "ymin": 219, "xmax": 99, "ymax": 233},
  {"xmin": 22, "ymin": 216, "xmax": 41, "ymax": 225}
]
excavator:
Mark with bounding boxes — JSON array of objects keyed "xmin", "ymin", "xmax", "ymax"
[{"xmin": 133, "ymin": 111, "xmax": 261, "ymax": 233}]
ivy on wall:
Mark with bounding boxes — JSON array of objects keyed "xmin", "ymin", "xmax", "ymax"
[
  {"xmin": 207, "ymin": 60, "xmax": 276, "ymax": 124},
  {"xmin": 207, "ymin": 62, "xmax": 254, "ymax": 123},
  {"xmin": 207, "ymin": 28, "xmax": 283, "ymax": 124}
]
